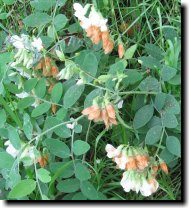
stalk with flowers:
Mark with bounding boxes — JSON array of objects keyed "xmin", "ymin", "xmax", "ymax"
[{"xmin": 0, "ymin": 0, "xmax": 181, "ymax": 201}]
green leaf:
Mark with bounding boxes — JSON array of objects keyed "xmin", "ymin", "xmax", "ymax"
[
  {"xmin": 73, "ymin": 140, "xmax": 90, "ymax": 156},
  {"xmin": 145, "ymin": 125, "xmax": 162, "ymax": 145},
  {"xmin": 37, "ymin": 168, "xmax": 51, "ymax": 183},
  {"xmin": 57, "ymin": 0, "xmax": 67, "ymax": 7},
  {"xmin": 8, "ymin": 179, "xmax": 36, "ymax": 199},
  {"xmin": 2, "ymin": 0, "xmax": 15, "ymax": 5},
  {"xmin": 35, "ymin": 78, "xmax": 46, "ymax": 98},
  {"xmin": 139, "ymin": 76, "xmax": 160, "ymax": 92},
  {"xmin": 31, "ymin": 103, "xmax": 51, "ymax": 118},
  {"xmin": 43, "ymin": 116, "xmax": 71, "ymax": 138},
  {"xmin": 161, "ymin": 65, "xmax": 177, "ymax": 81},
  {"xmin": 53, "ymin": 14, "xmax": 68, "ymax": 31},
  {"xmin": 64, "ymin": 36, "xmax": 83, "ymax": 53},
  {"xmin": 163, "ymin": 94, "xmax": 180, "ymax": 115},
  {"xmin": 8, "ymin": 125, "xmax": 21, "ymax": 150},
  {"xmin": 124, "ymin": 44, "xmax": 137, "ymax": 59},
  {"xmin": 57, "ymin": 178, "xmax": 80, "ymax": 193},
  {"xmin": 23, "ymin": 113, "xmax": 33, "ymax": 140},
  {"xmin": 80, "ymin": 181, "xmax": 98, "ymax": 200},
  {"xmin": 23, "ymin": 12, "xmax": 52, "ymax": 27},
  {"xmin": 160, "ymin": 148, "xmax": 175, "ymax": 164},
  {"xmin": 24, "ymin": 78, "xmax": 38, "ymax": 93},
  {"xmin": 168, "ymin": 74, "xmax": 181, "ymax": 85},
  {"xmin": 166, "ymin": 136, "xmax": 181, "ymax": 157},
  {"xmin": 45, "ymin": 138, "xmax": 70, "ymax": 158},
  {"xmin": 75, "ymin": 50, "xmax": 98, "ymax": 82},
  {"xmin": 17, "ymin": 97, "xmax": 35, "ymax": 109},
  {"xmin": 30, "ymin": 0, "xmax": 56, "ymax": 11},
  {"xmin": 123, "ymin": 70, "xmax": 143, "ymax": 86},
  {"xmin": 0, "ymin": 152, "xmax": 14, "ymax": 169},
  {"xmin": 133, "ymin": 104, "xmax": 154, "ymax": 129},
  {"xmin": 138, "ymin": 56, "xmax": 161, "ymax": 69},
  {"xmin": 74, "ymin": 124, "xmax": 82, "ymax": 133},
  {"xmin": 72, "ymin": 192, "xmax": 87, "ymax": 200},
  {"xmin": 51, "ymin": 82, "xmax": 63, "ymax": 103},
  {"xmin": 0, "ymin": 109, "xmax": 6, "ymax": 128},
  {"xmin": 63, "ymin": 84, "xmax": 84, "ymax": 109},
  {"xmin": 162, "ymin": 112, "xmax": 178, "ymax": 128},
  {"xmin": 84, "ymin": 89, "xmax": 102, "ymax": 108},
  {"xmin": 154, "ymin": 93, "xmax": 167, "ymax": 111},
  {"xmin": 75, "ymin": 163, "xmax": 91, "ymax": 181},
  {"xmin": 145, "ymin": 43, "xmax": 164, "ymax": 60},
  {"xmin": 49, "ymin": 161, "xmax": 74, "ymax": 179}
]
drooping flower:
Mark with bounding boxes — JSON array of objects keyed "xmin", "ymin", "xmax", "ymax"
[
  {"xmin": 31, "ymin": 37, "xmax": 43, "ymax": 52},
  {"xmin": 82, "ymin": 103, "xmax": 117, "ymax": 129},
  {"xmin": 10, "ymin": 34, "xmax": 43, "ymax": 69},
  {"xmin": 36, "ymin": 56, "xmax": 59, "ymax": 78},
  {"xmin": 38, "ymin": 154, "xmax": 49, "ymax": 167},
  {"xmin": 160, "ymin": 161, "xmax": 168, "ymax": 174},
  {"xmin": 73, "ymin": 3, "xmax": 114, "ymax": 54},
  {"xmin": 120, "ymin": 171, "xmax": 159, "ymax": 197},
  {"xmin": 118, "ymin": 42, "xmax": 125, "ymax": 58}
]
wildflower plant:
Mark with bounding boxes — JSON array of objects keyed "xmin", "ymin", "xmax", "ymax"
[{"xmin": 0, "ymin": 0, "xmax": 181, "ymax": 201}]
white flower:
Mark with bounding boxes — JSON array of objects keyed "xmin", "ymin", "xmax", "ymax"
[
  {"xmin": 117, "ymin": 100, "xmax": 124, "ymax": 109},
  {"xmin": 80, "ymin": 17, "xmax": 91, "ymax": 29},
  {"xmin": 16, "ymin": 92, "xmax": 30, "ymax": 99},
  {"xmin": 76, "ymin": 79, "xmax": 84, "ymax": 85},
  {"xmin": 31, "ymin": 37, "xmax": 43, "ymax": 52},
  {"xmin": 5, "ymin": 141, "xmax": 19, "ymax": 158},
  {"xmin": 4, "ymin": 141, "xmax": 35, "ymax": 161},
  {"xmin": 73, "ymin": 3, "xmax": 90, "ymax": 20},
  {"xmin": 140, "ymin": 178, "xmax": 159, "ymax": 197},
  {"xmin": 105, "ymin": 144, "xmax": 117, "ymax": 158},
  {"xmin": 66, "ymin": 123, "xmax": 75, "ymax": 129},
  {"xmin": 10, "ymin": 35, "xmax": 25, "ymax": 49},
  {"xmin": 89, "ymin": 7, "xmax": 102, "ymax": 27}
]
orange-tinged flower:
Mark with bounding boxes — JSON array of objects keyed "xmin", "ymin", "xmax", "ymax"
[
  {"xmin": 86, "ymin": 26, "xmax": 95, "ymax": 37},
  {"xmin": 126, "ymin": 157, "xmax": 137, "ymax": 170},
  {"xmin": 160, "ymin": 162, "xmax": 168, "ymax": 174},
  {"xmin": 51, "ymin": 66, "xmax": 59, "ymax": 78},
  {"xmin": 38, "ymin": 154, "xmax": 48, "ymax": 167},
  {"xmin": 52, "ymin": 104, "xmax": 57, "ymax": 114},
  {"xmin": 118, "ymin": 43, "xmax": 125, "ymax": 58},
  {"xmin": 104, "ymin": 39, "xmax": 114, "ymax": 54},
  {"xmin": 48, "ymin": 84, "xmax": 54, "ymax": 94},
  {"xmin": 82, "ymin": 104, "xmax": 117, "ymax": 129},
  {"xmin": 135, "ymin": 155, "xmax": 149, "ymax": 170}
]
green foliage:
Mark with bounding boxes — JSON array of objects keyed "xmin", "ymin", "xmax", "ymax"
[
  {"xmin": 63, "ymin": 84, "xmax": 85, "ymax": 109},
  {"xmin": 31, "ymin": 103, "xmax": 51, "ymax": 118},
  {"xmin": 166, "ymin": 136, "xmax": 181, "ymax": 157},
  {"xmin": 0, "ymin": 0, "xmax": 181, "ymax": 201},
  {"xmin": 73, "ymin": 140, "xmax": 90, "ymax": 156},
  {"xmin": 145, "ymin": 125, "xmax": 162, "ymax": 145},
  {"xmin": 23, "ymin": 13, "xmax": 52, "ymax": 27},
  {"xmin": 133, "ymin": 104, "xmax": 154, "ymax": 129},
  {"xmin": 8, "ymin": 179, "xmax": 36, "ymax": 199},
  {"xmin": 0, "ymin": 152, "xmax": 15, "ymax": 169},
  {"xmin": 45, "ymin": 138, "xmax": 70, "ymax": 158},
  {"xmin": 75, "ymin": 163, "xmax": 91, "ymax": 181}
]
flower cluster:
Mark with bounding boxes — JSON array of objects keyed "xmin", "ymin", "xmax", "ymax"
[
  {"xmin": 10, "ymin": 34, "xmax": 43, "ymax": 69},
  {"xmin": 73, "ymin": 3, "xmax": 114, "ymax": 54},
  {"xmin": 105, "ymin": 144, "xmax": 169, "ymax": 197},
  {"xmin": 82, "ymin": 100, "xmax": 117, "ymax": 129},
  {"xmin": 36, "ymin": 56, "xmax": 59, "ymax": 78}
]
